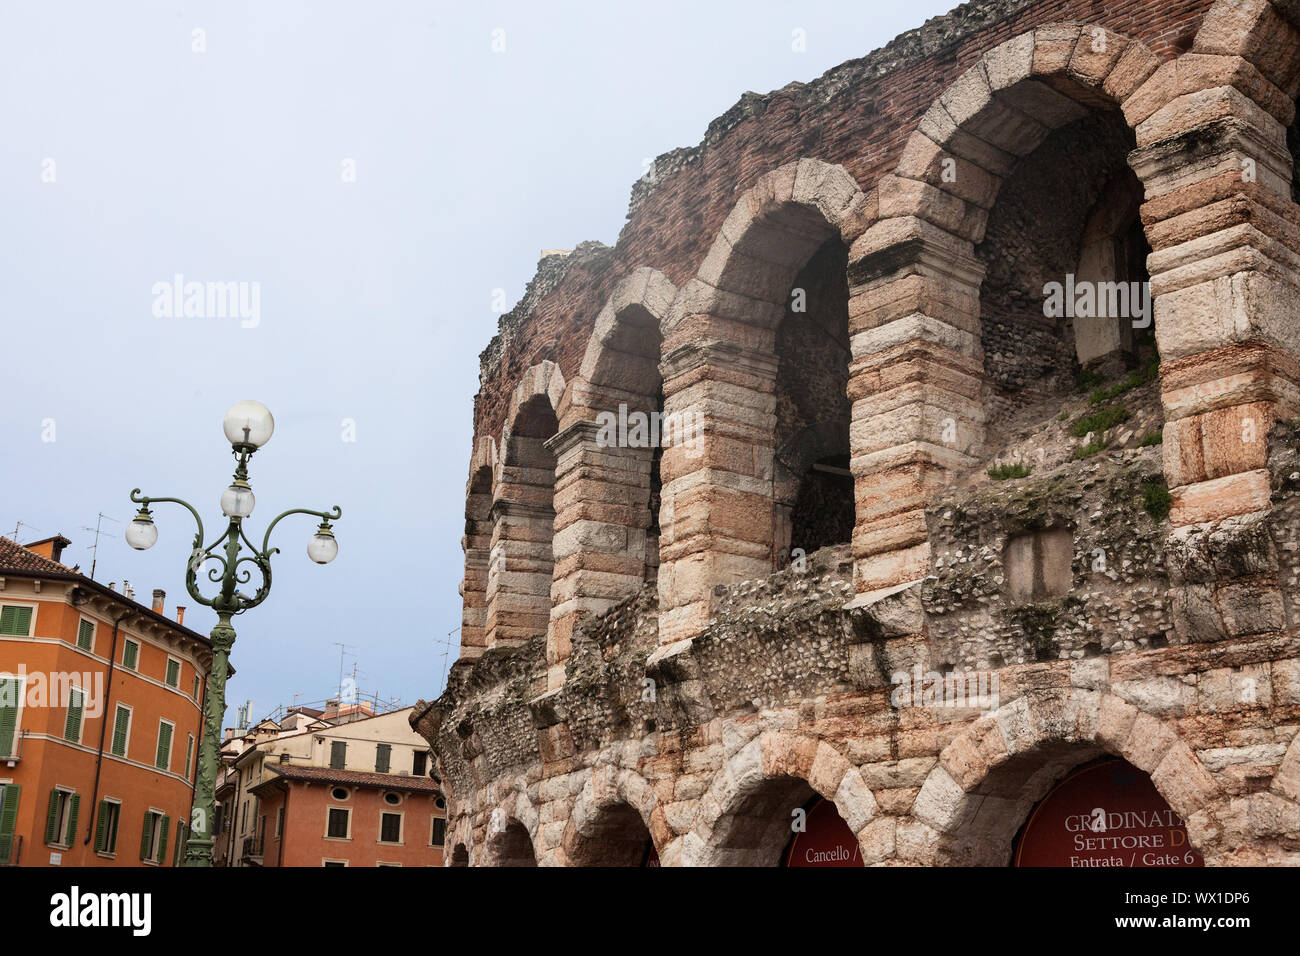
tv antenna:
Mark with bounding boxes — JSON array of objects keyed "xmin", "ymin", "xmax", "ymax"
[
  {"xmin": 8, "ymin": 520, "xmax": 41, "ymax": 542},
  {"xmin": 81, "ymin": 513, "xmax": 120, "ymax": 580}
]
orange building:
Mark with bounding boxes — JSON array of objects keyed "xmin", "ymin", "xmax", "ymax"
[
  {"xmin": 251, "ymin": 765, "xmax": 446, "ymax": 867},
  {"xmin": 0, "ymin": 535, "xmax": 211, "ymax": 867}
]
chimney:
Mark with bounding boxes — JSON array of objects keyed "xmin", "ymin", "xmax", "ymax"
[
  {"xmin": 176, "ymin": 606, "xmax": 186, "ymax": 625},
  {"xmin": 24, "ymin": 535, "xmax": 71, "ymax": 564},
  {"xmin": 123, "ymin": 580, "xmax": 134, "ymax": 601},
  {"xmin": 279, "ymin": 752, "xmax": 290, "ymax": 764},
  {"xmin": 152, "ymin": 589, "xmax": 165, "ymax": 614}
]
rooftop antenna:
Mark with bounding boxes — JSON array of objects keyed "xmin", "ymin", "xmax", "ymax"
[
  {"xmin": 332, "ymin": 642, "xmax": 356, "ymax": 706},
  {"xmin": 8, "ymin": 520, "xmax": 41, "ymax": 542},
  {"xmin": 81, "ymin": 513, "xmax": 120, "ymax": 580}
]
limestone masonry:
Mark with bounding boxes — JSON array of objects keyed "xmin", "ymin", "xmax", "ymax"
[{"xmin": 413, "ymin": 0, "xmax": 1300, "ymax": 866}]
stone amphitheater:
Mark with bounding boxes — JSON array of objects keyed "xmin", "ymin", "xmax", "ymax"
[{"xmin": 412, "ymin": 0, "xmax": 1300, "ymax": 866}]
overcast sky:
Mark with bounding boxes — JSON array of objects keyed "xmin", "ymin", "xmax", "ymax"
[{"xmin": 0, "ymin": 0, "xmax": 958, "ymax": 726}]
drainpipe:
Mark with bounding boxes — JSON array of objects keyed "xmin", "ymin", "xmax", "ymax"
[
  {"xmin": 277, "ymin": 782, "xmax": 289, "ymax": 867},
  {"xmin": 85, "ymin": 608, "xmax": 137, "ymax": 846}
]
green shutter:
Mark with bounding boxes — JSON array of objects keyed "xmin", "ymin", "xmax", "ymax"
[
  {"xmin": 173, "ymin": 821, "xmax": 187, "ymax": 866},
  {"xmin": 157, "ymin": 815, "xmax": 170, "ymax": 863},
  {"xmin": 122, "ymin": 641, "xmax": 138, "ymax": 669},
  {"xmin": 65, "ymin": 794, "xmax": 80, "ymax": 846},
  {"xmin": 0, "ymin": 784, "xmax": 20, "ymax": 864},
  {"xmin": 44, "ymin": 789, "xmax": 61, "ymax": 843},
  {"xmin": 330, "ymin": 741, "xmax": 345, "ymax": 769},
  {"xmin": 166, "ymin": 660, "xmax": 179, "ymax": 687},
  {"xmin": 111, "ymin": 706, "xmax": 129, "ymax": 757},
  {"xmin": 155, "ymin": 723, "xmax": 173, "ymax": 769},
  {"xmin": 192, "ymin": 676, "xmax": 199, "ymax": 699},
  {"xmin": 185, "ymin": 736, "xmax": 194, "ymax": 777},
  {"xmin": 0, "ymin": 677, "xmax": 20, "ymax": 758},
  {"xmin": 63, "ymin": 688, "xmax": 84, "ymax": 742},
  {"xmin": 140, "ymin": 811, "xmax": 154, "ymax": 860},
  {"xmin": 375, "ymin": 743, "xmax": 391, "ymax": 773},
  {"xmin": 93, "ymin": 800, "xmax": 109, "ymax": 852},
  {"xmin": 77, "ymin": 620, "xmax": 94, "ymax": 650},
  {"xmin": 0, "ymin": 605, "xmax": 32, "ymax": 635}
]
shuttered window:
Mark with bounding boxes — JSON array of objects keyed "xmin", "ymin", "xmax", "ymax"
[
  {"xmin": 122, "ymin": 640, "xmax": 139, "ymax": 670},
  {"xmin": 155, "ymin": 721, "xmax": 174, "ymax": 771},
  {"xmin": 375, "ymin": 743, "xmax": 391, "ymax": 773},
  {"xmin": 432, "ymin": 816, "xmax": 446, "ymax": 847},
  {"xmin": 0, "ymin": 605, "xmax": 32, "ymax": 636},
  {"xmin": 329, "ymin": 741, "xmax": 346, "ymax": 769},
  {"xmin": 77, "ymin": 620, "xmax": 94, "ymax": 651},
  {"xmin": 47, "ymin": 790, "xmax": 81, "ymax": 846},
  {"xmin": 173, "ymin": 821, "xmax": 188, "ymax": 866},
  {"xmin": 63, "ymin": 687, "xmax": 84, "ymax": 742},
  {"xmin": 93, "ymin": 799, "xmax": 120, "ymax": 855},
  {"xmin": 165, "ymin": 659, "xmax": 180, "ymax": 688},
  {"xmin": 111, "ymin": 705, "xmax": 131, "ymax": 757},
  {"xmin": 192, "ymin": 675, "xmax": 199, "ymax": 700},
  {"xmin": 184, "ymin": 735, "xmax": 194, "ymax": 777},
  {"xmin": 0, "ymin": 677, "xmax": 21, "ymax": 758},
  {"xmin": 379, "ymin": 812, "xmax": 401, "ymax": 843},
  {"xmin": 0, "ymin": 784, "xmax": 21, "ymax": 864},
  {"xmin": 327, "ymin": 807, "xmax": 349, "ymax": 838}
]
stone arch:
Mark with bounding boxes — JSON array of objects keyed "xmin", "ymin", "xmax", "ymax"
[
  {"xmin": 561, "ymin": 764, "xmax": 662, "ymax": 866},
  {"xmin": 449, "ymin": 843, "xmax": 469, "ymax": 867},
  {"xmin": 909, "ymin": 688, "xmax": 1222, "ymax": 865},
  {"xmin": 656, "ymin": 158, "xmax": 869, "ymax": 643},
  {"xmin": 484, "ymin": 361, "xmax": 565, "ymax": 649},
  {"xmin": 459, "ymin": 436, "xmax": 498, "ymax": 659},
  {"xmin": 850, "ymin": 24, "xmax": 1172, "ymax": 604},
  {"xmin": 686, "ymin": 731, "xmax": 879, "ymax": 866},
  {"xmin": 481, "ymin": 783, "xmax": 541, "ymax": 867},
  {"xmin": 546, "ymin": 268, "xmax": 677, "ymax": 690}
]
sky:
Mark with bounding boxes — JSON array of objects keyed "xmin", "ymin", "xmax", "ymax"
[{"xmin": 0, "ymin": 0, "xmax": 959, "ymax": 727}]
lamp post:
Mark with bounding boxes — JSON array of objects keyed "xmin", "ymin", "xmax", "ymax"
[{"xmin": 126, "ymin": 400, "xmax": 341, "ymax": 867}]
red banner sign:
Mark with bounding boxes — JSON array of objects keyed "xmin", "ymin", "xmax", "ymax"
[
  {"xmin": 1015, "ymin": 758, "xmax": 1204, "ymax": 867},
  {"xmin": 784, "ymin": 798, "xmax": 861, "ymax": 867}
]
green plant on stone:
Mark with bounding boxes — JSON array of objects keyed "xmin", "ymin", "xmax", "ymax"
[
  {"xmin": 1138, "ymin": 431, "xmax": 1163, "ymax": 447},
  {"xmin": 1141, "ymin": 480, "xmax": 1172, "ymax": 521},
  {"xmin": 988, "ymin": 461, "xmax": 1033, "ymax": 481},
  {"xmin": 1071, "ymin": 404, "xmax": 1129, "ymax": 438}
]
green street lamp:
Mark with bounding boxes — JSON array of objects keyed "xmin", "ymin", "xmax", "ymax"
[{"xmin": 127, "ymin": 400, "xmax": 341, "ymax": 867}]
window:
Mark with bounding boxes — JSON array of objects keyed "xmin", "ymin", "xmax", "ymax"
[
  {"xmin": 375, "ymin": 743, "xmax": 391, "ymax": 773},
  {"xmin": 122, "ymin": 639, "xmax": 139, "ymax": 670},
  {"xmin": 379, "ymin": 812, "xmax": 402, "ymax": 844},
  {"xmin": 44, "ymin": 788, "xmax": 79, "ymax": 847},
  {"xmin": 184, "ymin": 735, "xmax": 194, "ymax": 777},
  {"xmin": 110, "ymin": 704, "xmax": 131, "ymax": 757},
  {"xmin": 377, "ymin": 862, "xmax": 402, "ymax": 867},
  {"xmin": 275, "ymin": 806, "xmax": 284, "ymax": 840},
  {"xmin": 191, "ymin": 675, "xmax": 199, "ymax": 700},
  {"xmin": 76, "ymin": 619, "xmax": 95, "ymax": 651},
  {"xmin": 155, "ymin": 720, "xmax": 174, "ymax": 771},
  {"xmin": 165, "ymin": 658, "xmax": 181, "ymax": 688},
  {"xmin": 435, "ymin": 796, "xmax": 446, "ymax": 810},
  {"xmin": 329, "ymin": 741, "xmax": 346, "ymax": 769},
  {"xmin": 383, "ymin": 792, "xmax": 401, "ymax": 806},
  {"xmin": 139, "ymin": 809, "xmax": 169, "ymax": 863},
  {"xmin": 412, "ymin": 750, "xmax": 428, "ymax": 776},
  {"xmin": 63, "ymin": 687, "xmax": 85, "ymax": 743},
  {"xmin": 0, "ymin": 605, "xmax": 33, "ymax": 636},
  {"xmin": 330, "ymin": 787, "xmax": 349, "ymax": 801},
  {"xmin": 326, "ymin": 807, "xmax": 350, "ymax": 839},
  {"xmin": 93, "ymin": 799, "xmax": 121, "ymax": 855},
  {"xmin": 323, "ymin": 859, "xmax": 347, "ymax": 867},
  {"xmin": 0, "ymin": 676, "xmax": 22, "ymax": 758},
  {"xmin": 173, "ymin": 821, "xmax": 188, "ymax": 866},
  {"xmin": 0, "ymin": 783, "xmax": 21, "ymax": 865},
  {"xmin": 431, "ymin": 816, "xmax": 446, "ymax": 847}
]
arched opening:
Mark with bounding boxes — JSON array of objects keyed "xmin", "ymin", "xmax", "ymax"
[
  {"xmin": 1013, "ymin": 757, "xmax": 1204, "ymax": 868},
  {"xmin": 976, "ymin": 108, "xmax": 1158, "ymax": 451},
  {"xmin": 450, "ymin": 843, "xmax": 469, "ymax": 867},
  {"xmin": 489, "ymin": 821, "xmax": 538, "ymax": 868},
  {"xmin": 706, "ymin": 775, "xmax": 855, "ymax": 866},
  {"xmin": 781, "ymin": 795, "xmax": 862, "ymax": 867},
  {"xmin": 773, "ymin": 237, "xmax": 854, "ymax": 567},
  {"xmin": 487, "ymin": 392, "xmax": 560, "ymax": 646},
  {"xmin": 460, "ymin": 463, "xmax": 494, "ymax": 658},
  {"xmin": 564, "ymin": 802, "xmax": 656, "ymax": 867}
]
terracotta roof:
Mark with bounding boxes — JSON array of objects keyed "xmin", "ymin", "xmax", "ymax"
[
  {"xmin": 254, "ymin": 764, "xmax": 442, "ymax": 794},
  {"xmin": 0, "ymin": 535, "xmax": 213, "ymax": 649},
  {"xmin": 0, "ymin": 536, "xmax": 70, "ymax": 574}
]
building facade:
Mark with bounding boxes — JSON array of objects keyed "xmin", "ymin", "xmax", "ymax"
[
  {"xmin": 415, "ymin": 0, "xmax": 1300, "ymax": 866},
  {"xmin": 216, "ymin": 704, "xmax": 445, "ymax": 866},
  {"xmin": 0, "ymin": 536, "xmax": 210, "ymax": 867}
]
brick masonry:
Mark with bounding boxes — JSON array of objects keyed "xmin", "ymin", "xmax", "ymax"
[{"xmin": 418, "ymin": 0, "xmax": 1300, "ymax": 866}]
